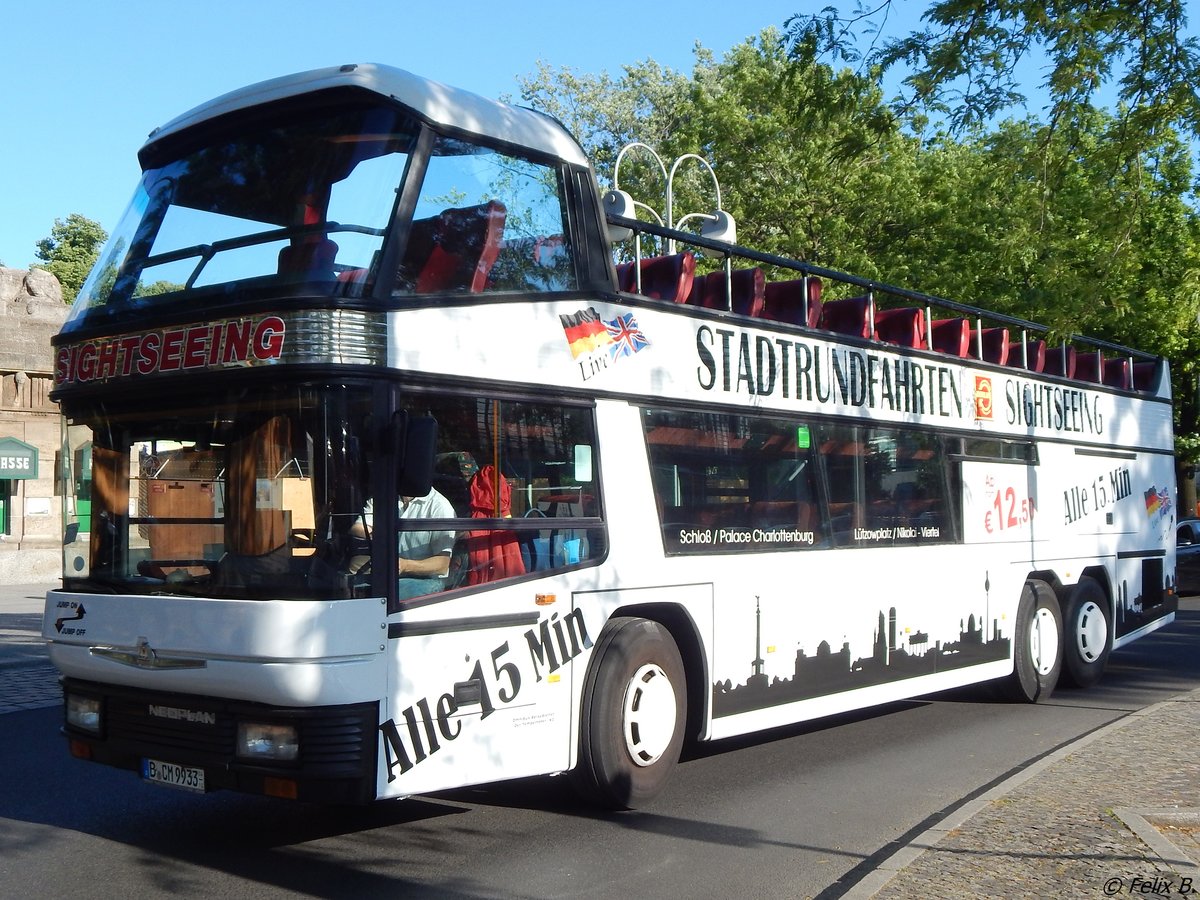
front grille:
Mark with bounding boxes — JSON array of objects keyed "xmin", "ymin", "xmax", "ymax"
[
  {"xmin": 108, "ymin": 693, "xmax": 232, "ymax": 756},
  {"xmin": 303, "ymin": 715, "xmax": 375, "ymax": 772},
  {"xmin": 65, "ymin": 678, "xmax": 377, "ymax": 781}
]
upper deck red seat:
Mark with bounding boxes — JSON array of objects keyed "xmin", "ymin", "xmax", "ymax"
[
  {"xmin": 819, "ymin": 296, "xmax": 875, "ymax": 339},
  {"xmin": 1103, "ymin": 357, "xmax": 1132, "ymax": 390},
  {"xmin": 1005, "ymin": 339, "xmax": 1046, "ymax": 372},
  {"xmin": 688, "ymin": 267, "xmax": 765, "ymax": 316},
  {"xmin": 1133, "ymin": 361, "xmax": 1158, "ymax": 392},
  {"xmin": 929, "ymin": 318, "xmax": 970, "ymax": 356},
  {"xmin": 641, "ymin": 252, "xmax": 696, "ymax": 303},
  {"xmin": 1075, "ymin": 351, "xmax": 1103, "ymax": 383},
  {"xmin": 278, "ymin": 238, "xmax": 338, "ymax": 280},
  {"xmin": 398, "ymin": 201, "xmax": 507, "ymax": 293},
  {"xmin": 762, "ymin": 277, "xmax": 822, "ymax": 327},
  {"xmin": 875, "ymin": 307, "xmax": 926, "ymax": 349},
  {"xmin": 1045, "ymin": 346, "xmax": 1076, "ymax": 378},
  {"xmin": 616, "ymin": 252, "xmax": 696, "ymax": 303},
  {"xmin": 969, "ymin": 327, "xmax": 1009, "ymax": 365},
  {"xmin": 614, "ymin": 260, "xmax": 635, "ymax": 292}
]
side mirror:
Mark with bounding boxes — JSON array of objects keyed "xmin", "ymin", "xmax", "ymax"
[
  {"xmin": 396, "ymin": 413, "xmax": 438, "ymax": 498},
  {"xmin": 699, "ymin": 209, "xmax": 737, "ymax": 259},
  {"xmin": 602, "ymin": 189, "xmax": 635, "ymax": 242}
]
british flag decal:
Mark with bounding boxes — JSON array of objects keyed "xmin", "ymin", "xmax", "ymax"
[
  {"xmin": 605, "ymin": 312, "xmax": 651, "ymax": 360},
  {"xmin": 561, "ymin": 306, "xmax": 652, "ymax": 382}
]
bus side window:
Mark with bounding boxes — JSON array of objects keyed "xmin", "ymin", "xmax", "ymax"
[
  {"xmin": 824, "ymin": 424, "xmax": 952, "ymax": 546},
  {"xmin": 487, "ymin": 232, "xmax": 576, "ymax": 292},
  {"xmin": 391, "ymin": 397, "xmax": 600, "ymax": 598},
  {"xmin": 643, "ymin": 409, "xmax": 820, "ymax": 554},
  {"xmin": 822, "ymin": 430, "xmax": 867, "ymax": 542}
]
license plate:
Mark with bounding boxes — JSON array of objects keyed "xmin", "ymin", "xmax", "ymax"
[{"xmin": 141, "ymin": 757, "xmax": 206, "ymax": 792}]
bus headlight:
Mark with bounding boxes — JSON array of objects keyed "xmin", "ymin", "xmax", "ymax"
[
  {"xmin": 236, "ymin": 722, "xmax": 299, "ymax": 761},
  {"xmin": 66, "ymin": 693, "xmax": 102, "ymax": 734}
]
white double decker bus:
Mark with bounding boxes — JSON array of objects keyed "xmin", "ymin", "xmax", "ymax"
[{"xmin": 45, "ymin": 63, "xmax": 1177, "ymax": 808}]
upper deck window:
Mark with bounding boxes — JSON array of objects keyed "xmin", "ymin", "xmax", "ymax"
[
  {"xmin": 64, "ymin": 103, "xmax": 417, "ymax": 331},
  {"xmin": 394, "ymin": 137, "xmax": 576, "ymax": 295}
]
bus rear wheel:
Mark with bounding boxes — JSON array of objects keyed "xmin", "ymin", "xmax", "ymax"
[
  {"xmin": 1060, "ymin": 576, "xmax": 1111, "ymax": 689},
  {"xmin": 1004, "ymin": 580, "xmax": 1062, "ymax": 702},
  {"xmin": 572, "ymin": 616, "xmax": 686, "ymax": 809}
]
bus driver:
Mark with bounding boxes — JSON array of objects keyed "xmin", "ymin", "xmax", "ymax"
[{"xmin": 356, "ymin": 489, "xmax": 457, "ymax": 599}]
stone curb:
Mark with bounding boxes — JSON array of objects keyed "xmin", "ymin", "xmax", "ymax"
[{"xmin": 1111, "ymin": 808, "xmax": 1200, "ymax": 880}]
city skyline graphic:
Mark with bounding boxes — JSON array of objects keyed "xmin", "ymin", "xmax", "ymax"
[{"xmin": 712, "ymin": 592, "xmax": 1011, "ymax": 718}]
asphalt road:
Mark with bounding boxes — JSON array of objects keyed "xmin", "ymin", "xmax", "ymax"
[{"xmin": 2, "ymin": 596, "xmax": 1198, "ymax": 899}]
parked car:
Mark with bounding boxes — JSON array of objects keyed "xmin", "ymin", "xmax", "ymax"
[{"xmin": 1176, "ymin": 518, "xmax": 1200, "ymax": 595}]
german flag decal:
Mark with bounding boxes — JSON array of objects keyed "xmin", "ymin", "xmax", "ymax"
[{"xmin": 560, "ymin": 308, "xmax": 613, "ymax": 358}]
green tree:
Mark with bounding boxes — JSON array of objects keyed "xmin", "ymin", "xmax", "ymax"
[
  {"xmin": 522, "ymin": 29, "xmax": 913, "ymax": 273},
  {"xmin": 34, "ymin": 214, "xmax": 107, "ymax": 304},
  {"xmin": 518, "ymin": 58, "xmax": 691, "ymax": 170},
  {"xmin": 787, "ymin": 1, "xmax": 1200, "ymax": 142}
]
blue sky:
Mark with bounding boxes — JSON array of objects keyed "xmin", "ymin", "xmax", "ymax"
[
  {"xmin": 4, "ymin": 2, "xmax": 1178, "ymax": 272},
  {"xmin": 2, "ymin": 0, "xmax": 835, "ymax": 269}
]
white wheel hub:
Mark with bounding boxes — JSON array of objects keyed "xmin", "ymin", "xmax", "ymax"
[
  {"xmin": 622, "ymin": 663, "xmax": 678, "ymax": 767},
  {"xmin": 1029, "ymin": 606, "xmax": 1060, "ymax": 676},
  {"xmin": 1073, "ymin": 601, "xmax": 1106, "ymax": 663}
]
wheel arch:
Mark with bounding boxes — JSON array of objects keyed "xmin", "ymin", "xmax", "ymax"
[
  {"xmin": 601, "ymin": 601, "xmax": 709, "ymax": 745},
  {"xmin": 1027, "ymin": 568, "xmax": 1064, "ymax": 597},
  {"xmin": 1029, "ymin": 566, "xmax": 1113, "ymax": 611},
  {"xmin": 1078, "ymin": 565, "xmax": 1114, "ymax": 610}
]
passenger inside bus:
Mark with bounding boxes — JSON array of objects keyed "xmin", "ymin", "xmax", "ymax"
[{"xmin": 464, "ymin": 464, "xmax": 527, "ymax": 585}]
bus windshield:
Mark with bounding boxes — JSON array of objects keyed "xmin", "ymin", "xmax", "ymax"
[
  {"xmin": 65, "ymin": 103, "xmax": 418, "ymax": 329},
  {"xmin": 63, "ymin": 382, "xmax": 378, "ymax": 600}
]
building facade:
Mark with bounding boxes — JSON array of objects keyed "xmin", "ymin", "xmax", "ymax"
[{"xmin": 0, "ymin": 267, "xmax": 68, "ymax": 582}]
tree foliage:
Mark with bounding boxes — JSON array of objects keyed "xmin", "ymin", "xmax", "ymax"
[
  {"xmin": 519, "ymin": 57, "xmax": 693, "ymax": 193},
  {"xmin": 521, "ymin": 22, "xmax": 1200, "ymax": 474},
  {"xmin": 522, "ymin": 31, "xmax": 908, "ymax": 272},
  {"xmin": 34, "ymin": 213, "xmax": 107, "ymax": 304},
  {"xmin": 786, "ymin": 1, "xmax": 1200, "ymax": 143}
]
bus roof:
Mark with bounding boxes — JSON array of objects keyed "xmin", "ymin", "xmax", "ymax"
[{"xmin": 143, "ymin": 62, "xmax": 590, "ymax": 168}]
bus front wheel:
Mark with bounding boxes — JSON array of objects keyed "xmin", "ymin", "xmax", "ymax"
[
  {"xmin": 1004, "ymin": 580, "xmax": 1062, "ymax": 702},
  {"xmin": 573, "ymin": 616, "xmax": 686, "ymax": 809},
  {"xmin": 1059, "ymin": 576, "xmax": 1111, "ymax": 689}
]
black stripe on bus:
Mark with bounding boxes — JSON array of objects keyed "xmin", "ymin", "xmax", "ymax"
[
  {"xmin": 1116, "ymin": 548, "xmax": 1167, "ymax": 559},
  {"xmin": 389, "ymin": 611, "xmax": 540, "ymax": 639}
]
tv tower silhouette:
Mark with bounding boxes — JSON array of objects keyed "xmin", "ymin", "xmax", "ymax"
[{"xmin": 751, "ymin": 596, "xmax": 764, "ymax": 677}]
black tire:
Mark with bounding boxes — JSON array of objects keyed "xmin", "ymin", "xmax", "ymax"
[
  {"xmin": 1003, "ymin": 580, "xmax": 1062, "ymax": 702},
  {"xmin": 572, "ymin": 617, "xmax": 687, "ymax": 809},
  {"xmin": 1059, "ymin": 576, "xmax": 1112, "ymax": 689}
]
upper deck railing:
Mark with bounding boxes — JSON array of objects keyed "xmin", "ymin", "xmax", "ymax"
[{"xmin": 606, "ymin": 213, "xmax": 1163, "ymax": 395}]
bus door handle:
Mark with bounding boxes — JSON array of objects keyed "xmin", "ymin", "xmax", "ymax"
[{"xmin": 454, "ymin": 679, "xmax": 482, "ymax": 706}]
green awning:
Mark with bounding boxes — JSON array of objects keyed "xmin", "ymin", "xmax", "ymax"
[{"xmin": 0, "ymin": 437, "xmax": 38, "ymax": 480}]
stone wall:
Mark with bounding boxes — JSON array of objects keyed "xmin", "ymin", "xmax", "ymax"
[{"xmin": 0, "ymin": 268, "xmax": 68, "ymax": 583}]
